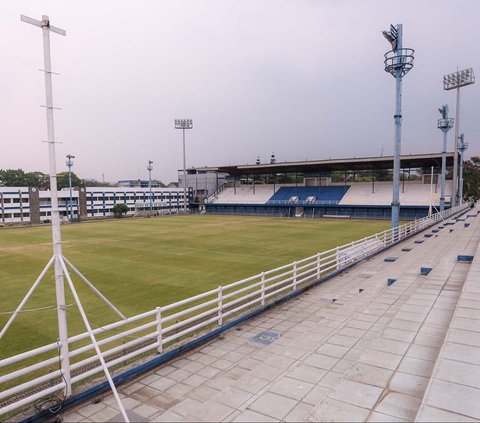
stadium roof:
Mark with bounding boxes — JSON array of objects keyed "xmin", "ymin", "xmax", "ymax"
[{"xmin": 196, "ymin": 152, "xmax": 455, "ymax": 175}]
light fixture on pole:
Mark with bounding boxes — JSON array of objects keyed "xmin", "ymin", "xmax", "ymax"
[
  {"xmin": 382, "ymin": 24, "xmax": 414, "ymax": 231},
  {"xmin": 443, "ymin": 68, "xmax": 475, "ymax": 206},
  {"xmin": 175, "ymin": 119, "xmax": 193, "ymax": 214},
  {"xmin": 147, "ymin": 160, "xmax": 153, "ymax": 212},
  {"xmin": 9, "ymin": 15, "xmax": 130, "ymax": 422},
  {"xmin": 437, "ymin": 106, "xmax": 454, "ymax": 211},
  {"xmin": 66, "ymin": 154, "xmax": 75, "ymax": 222},
  {"xmin": 458, "ymin": 133, "xmax": 468, "ymax": 205}
]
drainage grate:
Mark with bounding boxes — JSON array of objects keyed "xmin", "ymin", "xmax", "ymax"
[{"xmin": 251, "ymin": 331, "xmax": 280, "ymax": 345}]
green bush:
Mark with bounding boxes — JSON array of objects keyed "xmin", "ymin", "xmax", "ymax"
[{"xmin": 112, "ymin": 203, "xmax": 129, "ymax": 218}]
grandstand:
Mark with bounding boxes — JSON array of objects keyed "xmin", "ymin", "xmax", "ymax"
[{"xmin": 203, "ymin": 153, "xmax": 455, "ymax": 219}]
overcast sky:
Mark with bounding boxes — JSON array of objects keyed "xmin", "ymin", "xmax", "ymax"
[{"xmin": 0, "ymin": 0, "xmax": 478, "ymax": 184}]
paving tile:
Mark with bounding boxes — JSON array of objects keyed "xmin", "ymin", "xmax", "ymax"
[
  {"xmin": 374, "ymin": 392, "xmax": 421, "ymax": 421},
  {"xmin": 367, "ymin": 411, "xmax": 408, "ymax": 422},
  {"xmin": 286, "ymin": 363, "xmax": 327, "ymax": 384},
  {"xmin": 359, "ymin": 349, "xmax": 402, "ymax": 371},
  {"xmin": 371, "ymin": 338, "xmax": 410, "ymax": 355},
  {"xmin": 329, "ymin": 379, "xmax": 383, "ymax": 409},
  {"xmin": 234, "ymin": 373, "xmax": 270, "ymax": 394},
  {"xmin": 167, "ymin": 397, "xmax": 203, "ymax": 417},
  {"xmin": 78, "ymin": 401, "xmax": 108, "ymax": 418},
  {"xmin": 442, "ymin": 342, "xmax": 480, "ymax": 366},
  {"xmin": 211, "ymin": 386, "xmax": 253, "ymax": 409},
  {"xmin": 414, "ymin": 333, "xmax": 444, "ymax": 348},
  {"xmin": 307, "ymin": 398, "xmax": 370, "ymax": 422},
  {"xmin": 405, "ymin": 344, "xmax": 440, "ymax": 362},
  {"xmin": 303, "ymin": 384, "xmax": 331, "ymax": 406},
  {"xmin": 436, "ymin": 358, "xmax": 480, "ymax": 389},
  {"xmin": 187, "ymin": 384, "xmax": 221, "ymax": 402},
  {"xmin": 268, "ymin": 376, "xmax": 315, "ymax": 401},
  {"xmin": 132, "ymin": 403, "xmax": 160, "ymax": 418},
  {"xmin": 248, "ymin": 391, "xmax": 298, "ymax": 420},
  {"xmin": 304, "ymin": 353, "xmax": 340, "ymax": 370},
  {"xmin": 389, "ymin": 371, "xmax": 429, "ymax": 396},
  {"xmin": 397, "ymin": 356, "xmax": 434, "ymax": 378},
  {"xmin": 332, "ymin": 359, "xmax": 354, "ymax": 374},
  {"xmin": 149, "ymin": 377, "xmax": 177, "ymax": 392},
  {"xmin": 284, "ymin": 401, "xmax": 315, "ymax": 422},
  {"xmin": 316, "ymin": 343, "xmax": 350, "ymax": 358},
  {"xmin": 89, "ymin": 406, "xmax": 120, "ymax": 421},
  {"xmin": 381, "ymin": 327, "xmax": 416, "ymax": 343},
  {"xmin": 188, "ymin": 400, "xmax": 235, "ymax": 421},
  {"xmin": 150, "ymin": 409, "xmax": 188, "ymax": 422},
  {"xmin": 423, "ymin": 379, "xmax": 480, "ymax": 419},
  {"xmin": 345, "ymin": 362, "xmax": 393, "ymax": 388},
  {"xmin": 416, "ymin": 405, "xmax": 480, "ymax": 422},
  {"xmin": 328, "ymin": 334, "xmax": 359, "ymax": 348},
  {"xmin": 231, "ymin": 409, "xmax": 277, "ymax": 422}
]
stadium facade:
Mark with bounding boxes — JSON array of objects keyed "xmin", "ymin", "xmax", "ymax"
[{"xmin": 185, "ymin": 153, "xmax": 455, "ymax": 220}]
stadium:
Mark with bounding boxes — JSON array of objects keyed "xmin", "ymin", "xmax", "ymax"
[{"xmin": 1, "ymin": 4, "xmax": 479, "ymax": 423}]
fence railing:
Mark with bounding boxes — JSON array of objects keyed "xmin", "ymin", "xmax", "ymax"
[{"xmin": 0, "ymin": 204, "xmax": 469, "ymax": 418}]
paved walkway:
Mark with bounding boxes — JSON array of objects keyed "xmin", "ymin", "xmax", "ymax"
[{"xmin": 61, "ymin": 211, "xmax": 480, "ymax": 422}]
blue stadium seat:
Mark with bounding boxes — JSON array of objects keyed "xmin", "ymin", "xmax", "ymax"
[{"xmin": 268, "ymin": 186, "xmax": 350, "ymax": 204}]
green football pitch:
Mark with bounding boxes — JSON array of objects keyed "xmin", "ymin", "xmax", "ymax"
[{"xmin": 0, "ymin": 215, "xmax": 388, "ymax": 358}]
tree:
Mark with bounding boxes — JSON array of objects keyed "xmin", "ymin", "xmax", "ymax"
[
  {"xmin": 56, "ymin": 172, "xmax": 83, "ymax": 190},
  {"xmin": 112, "ymin": 203, "xmax": 129, "ymax": 218},
  {"xmin": 463, "ymin": 157, "xmax": 480, "ymax": 200}
]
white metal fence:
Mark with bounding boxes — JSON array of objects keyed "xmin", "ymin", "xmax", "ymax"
[{"xmin": 0, "ymin": 204, "xmax": 468, "ymax": 418}]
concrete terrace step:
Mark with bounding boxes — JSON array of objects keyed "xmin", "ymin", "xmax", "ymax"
[{"xmin": 306, "ymin": 213, "xmax": 480, "ymax": 422}]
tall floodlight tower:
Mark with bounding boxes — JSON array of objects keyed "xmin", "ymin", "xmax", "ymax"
[
  {"xmin": 147, "ymin": 160, "xmax": 153, "ymax": 212},
  {"xmin": 443, "ymin": 68, "xmax": 475, "ymax": 206},
  {"xmin": 66, "ymin": 154, "xmax": 75, "ymax": 222},
  {"xmin": 175, "ymin": 119, "xmax": 193, "ymax": 213},
  {"xmin": 458, "ymin": 133, "xmax": 468, "ymax": 204},
  {"xmin": 437, "ymin": 106, "xmax": 454, "ymax": 211},
  {"xmin": 382, "ymin": 24, "xmax": 414, "ymax": 230}
]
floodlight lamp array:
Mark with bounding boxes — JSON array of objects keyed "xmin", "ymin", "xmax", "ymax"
[
  {"xmin": 175, "ymin": 119, "xmax": 193, "ymax": 129},
  {"xmin": 384, "ymin": 48, "xmax": 414, "ymax": 78},
  {"xmin": 66, "ymin": 154, "xmax": 75, "ymax": 167},
  {"xmin": 147, "ymin": 160, "xmax": 153, "ymax": 171},
  {"xmin": 437, "ymin": 118, "xmax": 454, "ymax": 133},
  {"xmin": 443, "ymin": 68, "xmax": 475, "ymax": 90},
  {"xmin": 458, "ymin": 141, "xmax": 468, "ymax": 152}
]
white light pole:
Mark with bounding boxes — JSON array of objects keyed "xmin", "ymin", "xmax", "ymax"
[
  {"xmin": 21, "ymin": 14, "xmax": 71, "ymax": 397},
  {"xmin": 18, "ymin": 15, "xmax": 129, "ymax": 421},
  {"xmin": 443, "ymin": 68, "xmax": 475, "ymax": 206},
  {"xmin": 147, "ymin": 160, "xmax": 153, "ymax": 212},
  {"xmin": 66, "ymin": 154, "xmax": 75, "ymax": 222},
  {"xmin": 437, "ymin": 106, "xmax": 454, "ymax": 211},
  {"xmin": 175, "ymin": 119, "xmax": 193, "ymax": 213}
]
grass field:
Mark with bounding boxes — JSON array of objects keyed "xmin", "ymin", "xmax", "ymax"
[{"xmin": 0, "ymin": 215, "xmax": 388, "ymax": 358}]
